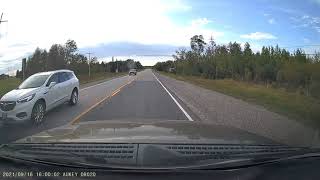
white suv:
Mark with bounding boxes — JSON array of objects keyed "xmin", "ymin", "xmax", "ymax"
[{"xmin": 0, "ymin": 70, "xmax": 79, "ymax": 125}]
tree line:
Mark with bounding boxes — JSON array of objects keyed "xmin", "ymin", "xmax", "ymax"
[
  {"xmin": 16, "ymin": 39, "xmax": 143, "ymax": 78},
  {"xmin": 155, "ymin": 35, "xmax": 320, "ymax": 98}
]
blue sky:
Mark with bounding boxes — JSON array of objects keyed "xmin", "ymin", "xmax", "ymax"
[
  {"xmin": 0, "ymin": 0, "xmax": 319, "ymax": 74},
  {"xmin": 172, "ymin": 0, "xmax": 320, "ymax": 49}
]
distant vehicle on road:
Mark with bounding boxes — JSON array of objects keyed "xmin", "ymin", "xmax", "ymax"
[
  {"xmin": 129, "ymin": 69, "xmax": 137, "ymax": 76},
  {"xmin": 168, "ymin": 67, "xmax": 176, "ymax": 73},
  {"xmin": 0, "ymin": 70, "xmax": 79, "ymax": 125}
]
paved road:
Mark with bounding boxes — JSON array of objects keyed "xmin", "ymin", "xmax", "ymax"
[
  {"xmin": 0, "ymin": 69, "xmax": 193, "ymax": 143},
  {"xmin": 79, "ymin": 70, "xmax": 187, "ymax": 122}
]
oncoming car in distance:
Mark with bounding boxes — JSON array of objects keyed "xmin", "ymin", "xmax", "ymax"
[
  {"xmin": 129, "ymin": 69, "xmax": 137, "ymax": 76},
  {"xmin": 0, "ymin": 70, "xmax": 79, "ymax": 125}
]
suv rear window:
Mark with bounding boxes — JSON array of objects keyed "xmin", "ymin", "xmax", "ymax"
[
  {"xmin": 67, "ymin": 72, "xmax": 74, "ymax": 79},
  {"xmin": 59, "ymin": 72, "xmax": 72, "ymax": 82}
]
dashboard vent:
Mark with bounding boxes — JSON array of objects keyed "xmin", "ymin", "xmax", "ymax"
[
  {"xmin": 13, "ymin": 143, "xmax": 137, "ymax": 164},
  {"xmin": 165, "ymin": 145, "xmax": 302, "ymax": 160}
]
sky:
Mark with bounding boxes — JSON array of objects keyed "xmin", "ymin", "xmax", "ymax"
[{"xmin": 0, "ymin": 0, "xmax": 320, "ymax": 74}]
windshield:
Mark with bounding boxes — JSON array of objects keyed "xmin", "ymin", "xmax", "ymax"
[
  {"xmin": 0, "ymin": 0, "xmax": 320, "ymax": 175},
  {"xmin": 18, "ymin": 74, "xmax": 50, "ymax": 89}
]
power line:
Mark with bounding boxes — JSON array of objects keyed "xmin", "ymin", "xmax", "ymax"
[
  {"xmin": 138, "ymin": 54, "xmax": 172, "ymax": 57},
  {"xmin": 0, "ymin": 12, "xmax": 8, "ymax": 40},
  {"xmin": 0, "ymin": 13, "xmax": 8, "ymax": 25}
]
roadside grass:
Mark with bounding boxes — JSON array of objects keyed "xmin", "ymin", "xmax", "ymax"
[
  {"xmin": 0, "ymin": 78, "xmax": 21, "ymax": 98},
  {"xmin": 0, "ymin": 72, "xmax": 126, "ymax": 98},
  {"xmin": 160, "ymin": 72, "xmax": 320, "ymax": 127}
]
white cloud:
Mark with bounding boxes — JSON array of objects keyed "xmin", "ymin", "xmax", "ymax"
[
  {"xmin": 0, "ymin": 0, "xmax": 224, "ymax": 73},
  {"xmin": 303, "ymin": 38, "xmax": 311, "ymax": 43},
  {"xmin": 263, "ymin": 13, "xmax": 270, "ymax": 17},
  {"xmin": 240, "ymin": 32, "xmax": 277, "ymax": 40},
  {"xmin": 191, "ymin": 18, "xmax": 212, "ymax": 26},
  {"xmin": 271, "ymin": 7, "xmax": 301, "ymax": 15},
  {"xmin": 0, "ymin": 0, "xmax": 189, "ymax": 48},
  {"xmin": 290, "ymin": 14, "xmax": 320, "ymax": 33},
  {"xmin": 302, "ymin": 15, "xmax": 310, "ymax": 19},
  {"xmin": 268, "ymin": 18, "xmax": 276, "ymax": 24},
  {"xmin": 164, "ymin": 0, "xmax": 192, "ymax": 11}
]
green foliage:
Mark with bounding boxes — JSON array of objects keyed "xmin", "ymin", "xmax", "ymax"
[
  {"xmin": 157, "ymin": 35, "xmax": 320, "ymax": 98},
  {"xmin": 154, "ymin": 60, "xmax": 175, "ymax": 72},
  {"xmin": 23, "ymin": 40, "xmax": 143, "ymax": 78},
  {"xmin": 135, "ymin": 61, "xmax": 144, "ymax": 70},
  {"xmin": 15, "ymin": 70, "xmax": 23, "ymax": 79},
  {"xmin": 190, "ymin": 35, "xmax": 206, "ymax": 54}
]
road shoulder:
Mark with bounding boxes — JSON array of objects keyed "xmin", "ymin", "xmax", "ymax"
[{"xmin": 156, "ymin": 71, "xmax": 320, "ymax": 147}]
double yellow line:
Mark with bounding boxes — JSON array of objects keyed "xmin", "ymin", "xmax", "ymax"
[{"xmin": 70, "ymin": 78, "xmax": 136, "ymax": 125}]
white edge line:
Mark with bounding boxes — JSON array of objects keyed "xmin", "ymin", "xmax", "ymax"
[
  {"xmin": 152, "ymin": 72, "xmax": 194, "ymax": 122},
  {"xmin": 80, "ymin": 75, "xmax": 127, "ymax": 92}
]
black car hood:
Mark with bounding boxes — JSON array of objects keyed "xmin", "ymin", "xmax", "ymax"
[{"xmin": 15, "ymin": 120, "xmax": 278, "ymax": 145}]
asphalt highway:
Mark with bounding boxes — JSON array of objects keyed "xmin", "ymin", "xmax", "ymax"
[{"xmin": 0, "ymin": 69, "xmax": 193, "ymax": 143}]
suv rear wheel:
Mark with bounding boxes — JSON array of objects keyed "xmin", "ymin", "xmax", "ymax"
[{"xmin": 69, "ymin": 89, "xmax": 78, "ymax": 105}]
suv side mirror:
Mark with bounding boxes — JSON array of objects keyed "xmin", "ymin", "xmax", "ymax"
[{"xmin": 48, "ymin": 82, "xmax": 57, "ymax": 89}]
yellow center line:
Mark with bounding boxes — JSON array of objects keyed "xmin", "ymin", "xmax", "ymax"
[
  {"xmin": 111, "ymin": 89, "xmax": 121, "ymax": 96},
  {"xmin": 70, "ymin": 78, "xmax": 136, "ymax": 125}
]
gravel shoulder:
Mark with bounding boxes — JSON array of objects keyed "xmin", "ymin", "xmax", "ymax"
[{"xmin": 156, "ymin": 72, "xmax": 320, "ymax": 147}]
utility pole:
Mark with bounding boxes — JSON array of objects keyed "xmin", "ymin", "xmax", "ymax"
[
  {"xmin": 22, "ymin": 58, "xmax": 26, "ymax": 80},
  {"xmin": 0, "ymin": 13, "xmax": 8, "ymax": 25},
  {"xmin": 116, "ymin": 59, "xmax": 119, "ymax": 73},
  {"xmin": 0, "ymin": 13, "xmax": 8, "ymax": 39},
  {"xmin": 112, "ymin": 56, "xmax": 118, "ymax": 73},
  {"xmin": 86, "ymin": 52, "xmax": 92, "ymax": 78}
]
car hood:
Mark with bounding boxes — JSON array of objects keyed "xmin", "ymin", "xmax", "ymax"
[
  {"xmin": 1, "ymin": 88, "xmax": 39, "ymax": 101},
  {"xmin": 14, "ymin": 120, "xmax": 279, "ymax": 145}
]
